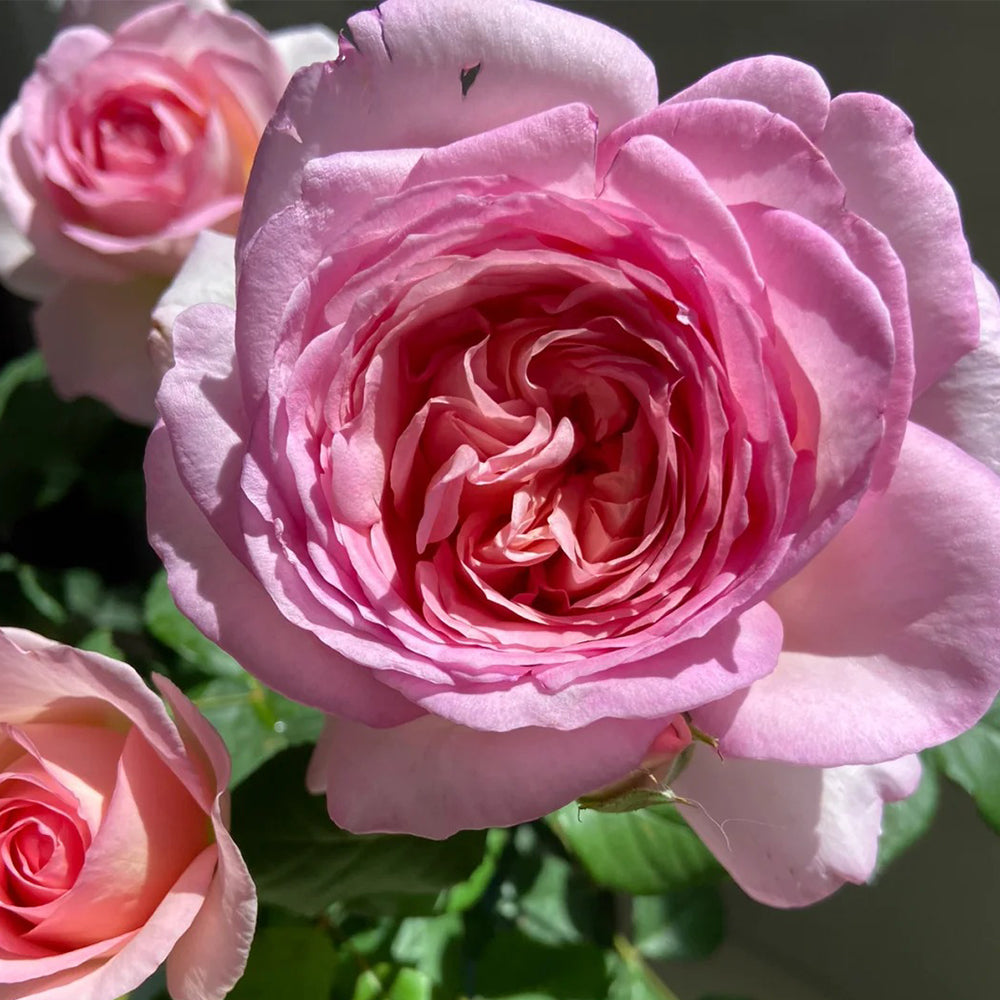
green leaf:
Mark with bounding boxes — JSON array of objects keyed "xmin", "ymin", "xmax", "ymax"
[
  {"xmin": 631, "ymin": 887, "xmax": 724, "ymax": 961},
  {"xmin": 474, "ymin": 929, "xmax": 611, "ymax": 999},
  {"xmin": 353, "ymin": 966, "xmax": 433, "ymax": 1000},
  {"xmin": 442, "ymin": 826, "xmax": 509, "ymax": 914},
  {"xmin": 929, "ymin": 695, "xmax": 1000, "ymax": 833},
  {"xmin": 0, "ymin": 352, "xmax": 116, "ymax": 527},
  {"xmin": 228, "ymin": 925, "xmax": 339, "ymax": 1000},
  {"xmin": 144, "ymin": 570, "xmax": 243, "ymax": 677},
  {"xmin": 494, "ymin": 826, "xmax": 612, "ymax": 949},
  {"xmin": 390, "ymin": 912, "xmax": 463, "ymax": 991},
  {"xmin": 62, "ymin": 568, "xmax": 143, "ymax": 632},
  {"xmin": 78, "ymin": 626, "xmax": 126, "ymax": 661},
  {"xmin": 548, "ymin": 803, "xmax": 723, "ymax": 895},
  {"xmin": 0, "ymin": 351, "xmax": 46, "ymax": 414},
  {"xmin": 0, "ymin": 556, "xmax": 67, "ymax": 625},
  {"xmin": 231, "ymin": 746, "xmax": 488, "ymax": 917},
  {"xmin": 192, "ymin": 674, "xmax": 323, "ymax": 786},
  {"xmin": 875, "ymin": 760, "xmax": 940, "ymax": 871}
]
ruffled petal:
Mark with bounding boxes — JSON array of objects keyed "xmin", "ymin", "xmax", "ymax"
[
  {"xmin": 388, "ymin": 602, "xmax": 783, "ymax": 732},
  {"xmin": 144, "ymin": 425, "xmax": 422, "ymax": 727}
]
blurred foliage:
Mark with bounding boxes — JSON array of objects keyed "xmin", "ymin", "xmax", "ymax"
[{"xmin": 929, "ymin": 693, "xmax": 1000, "ymax": 833}]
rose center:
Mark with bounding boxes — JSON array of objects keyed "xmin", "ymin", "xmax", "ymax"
[
  {"xmin": 375, "ymin": 278, "xmax": 694, "ymax": 633},
  {"xmin": 0, "ymin": 800, "xmax": 85, "ymax": 906},
  {"xmin": 85, "ymin": 89, "xmax": 203, "ymax": 176}
]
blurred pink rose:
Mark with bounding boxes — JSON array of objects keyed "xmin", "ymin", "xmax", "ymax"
[
  {"xmin": 0, "ymin": 0, "xmax": 337, "ymax": 422},
  {"xmin": 0, "ymin": 627, "xmax": 254, "ymax": 1000},
  {"xmin": 146, "ymin": 0, "xmax": 1000, "ymax": 906}
]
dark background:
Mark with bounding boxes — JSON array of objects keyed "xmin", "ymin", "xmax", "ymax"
[{"xmin": 2, "ymin": 3, "xmax": 999, "ymax": 998}]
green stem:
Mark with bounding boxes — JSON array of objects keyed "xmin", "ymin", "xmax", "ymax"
[{"xmin": 614, "ymin": 934, "xmax": 682, "ymax": 1000}]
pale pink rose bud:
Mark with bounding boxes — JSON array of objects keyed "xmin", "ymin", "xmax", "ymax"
[{"xmin": 0, "ymin": 628, "xmax": 255, "ymax": 1000}]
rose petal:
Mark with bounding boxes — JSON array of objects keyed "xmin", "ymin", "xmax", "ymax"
[
  {"xmin": 673, "ymin": 750, "xmax": 920, "ymax": 907},
  {"xmin": 404, "ymin": 103, "xmax": 599, "ymax": 199},
  {"xmin": 155, "ymin": 680, "xmax": 256, "ymax": 1000},
  {"xmin": 910, "ymin": 265, "xmax": 1000, "ymax": 474},
  {"xmin": 818, "ymin": 93, "xmax": 978, "ymax": 394},
  {"xmin": 23, "ymin": 729, "xmax": 208, "ymax": 947},
  {"xmin": 164, "ymin": 827, "xmax": 255, "ymax": 1000},
  {"xmin": 145, "ymin": 425, "xmax": 423, "ymax": 727},
  {"xmin": 60, "ymin": 1, "xmax": 229, "ymax": 33},
  {"xmin": 0, "ymin": 632, "xmax": 197, "ymax": 790},
  {"xmin": 692, "ymin": 422, "xmax": 1000, "ymax": 765},
  {"xmin": 387, "ymin": 602, "xmax": 783, "ymax": 732},
  {"xmin": 733, "ymin": 203, "xmax": 895, "ymax": 566},
  {"xmin": 269, "ymin": 25, "xmax": 340, "ymax": 75},
  {"xmin": 240, "ymin": 0, "xmax": 657, "ymax": 241},
  {"xmin": 236, "ymin": 147, "xmax": 422, "ymax": 405},
  {"xmin": 308, "ymin": 712, "xmax": 665, "ymax": 838},
  {"xmin": 668, "ymin": 55, "xmax": 831, "ymax": 143},
  {"xmin": 0, "ymin": 847, "xmax": 217, "ymax": 1000},
  {"xmin": 34, "ymin": 276, "xmax": 165, "ymax": 425}
]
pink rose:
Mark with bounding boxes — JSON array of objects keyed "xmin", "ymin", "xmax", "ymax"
[
  {"xmin": 146, "ymin": 0, "xmax": 1000, "ymax": 906},
  {"xmin": 0, "ymin": 0, "xmax": 337, "ymax": 422},
  {"xmin": 0, "ymin": 628, "xmax": 254, "ymax": 1000}
]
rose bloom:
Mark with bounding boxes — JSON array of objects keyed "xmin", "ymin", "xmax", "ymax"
[
  {"xmin": 146, "ymin": 0, "xmax": 1000, "ymax": 906},
  {"xmin": 0, "ymin": 0, "xmax": 337, "ymax": 422},
  {"xmin": 0, "ymin": 628, "xmax": 254, "ymax": 999}
]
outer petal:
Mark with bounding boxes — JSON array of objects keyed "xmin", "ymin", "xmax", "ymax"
[
  {"xmin": 692, "ymin": 422, "xmax": 1000, "ymax": 765},
  {"xmin": 269, "ymin": 25, "xmax": 340, "ymax": 75},
  {"xmin": 668, "ymin": 55, "xmax": 830, "ymax": 143},
  {"xmin": 155, "ymin": 679, "xmax": 256, "ymax": 1000},
  {"xmin": 403, "ymin": 103, "xmax": 599, "ymax": 200},
  {"xmin": 910, "ymin": 265, "xmax": 1000, "ymax": 474},
  {"xmin": 385, "ymin": 603, "xmax": 784, "ymax": 733},
  {"xmin": 144, "ymin": 424, "xmax": 422, "ymax": 728},
  {"xmin": 239, "ymin": 0, "xmax": 658, "ymax": 241},
  {"xmin": 0, "ymin": 631, "xmax": 198, "ymax": 792},
  {"xmin": 307, "ymin": 713, "xmax": 665, "ymax": 839},
  {"xmin": 153, "ymin": 302, "xmax": 247, "ymax": 554},
  {"xmin": 150, "ymin": 231, "xmax": 236, "ymax": 377},
  {"xmin": 113, "ymin": 2, "xmax": 276, "ymax": 72},
  {"xmin": 236, "ymin": 147, "xmax": 422, "ymax": 404},
  {"xmin": 34, "ymin": 277, "xmax": 165, "ymax": 424},
  {"xmin": 819, "ymin": 93, "xmax": 978, "ymax": 394},
  {"xmin": 673, "ymin": 751, "xmax": 920, "ymax": 907},
  {"xmin": 0, "ymin": 105, "xmax": 56, "ymax": 299}
]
